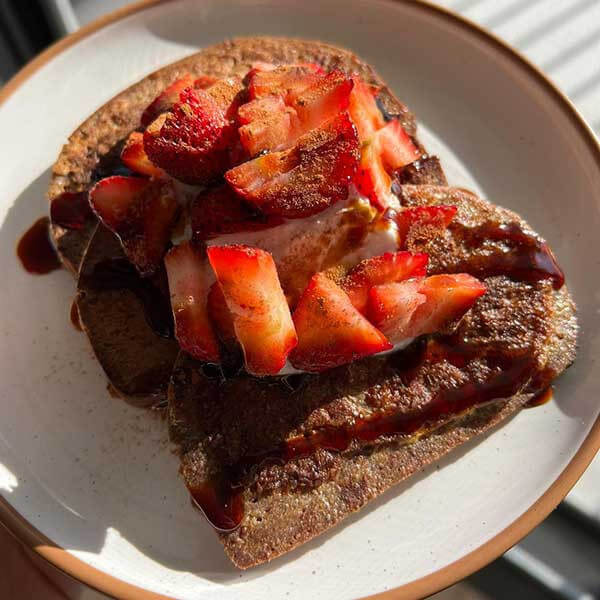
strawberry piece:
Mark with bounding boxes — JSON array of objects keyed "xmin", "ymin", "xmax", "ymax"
[
  {"xmin": 238, "ymin": 96, "xmax": 296, "ymax": 155},
  {"xmin": 355, "ymin": 136, "xmax": 395, "ymax": 211},
  {"xmin": 408, "ymin": 274, "xmax": 486, "ymax": 336},
  {"xmin": 291, "ymin": 273, "xmax": 391, "ymax": 372},
  {"xmin": 141, "ymin": 74, "xmax": 195, "ymax": 127},
  {"xmin": 237, "ymin": 71, "xmax": 352, "ymax": 156},
  {"xmin": 164, "ymin": 242, "xmax": 220, "ymax": 363},
  {"xmin": 204, "ymin": 76, "xmax": 246, "ymax": 119},
  {"xmin": 226, "ymin": 112, "xmax": 359, "ymax": 218},
  {"xmin": 89, "ymin": 175, "xmax": 178, "ymax": 276},
  {"xmin": 143, "ymin": 80, "xmax": 243, "ymax": 184},
  {"xmin": 194, "ymin": 74, "xmax": 218, "ymax": 89},
  {"xmin": 348, "ymin": 77, "xmax": 385, "ymax": 142},
  {"xmin": 207, "ymin": 245, "xmax": 297, "ymax": 376},
  {"xmin": 248, "ymin": 63, "xmax": 324, "ymax": 101},
  {"xmin": 190, "ymin": 185, "xmax": 281, "ymax": 241},
  {"xmin": 342, "ymin": 251, "xmax": 429, "ymax": 313},
  {"xmin": 377, "ymin": 120, "xmax": 420, "ymax": 169},
  {"xmin": 120, "ymin": 131, "xmax": 165, "ymax": 178},
  {"xmin": 368, "ymin": 280, "xmax": 426, "ymax": 342},
  {"xmin": 355, "ymin": 120, "xmax": 420, "ymax": 211},
  {"xmin": 207, "ymin": 282, "xmax": 237, "ymax": 348},
  {"xmin": 368, "ymin": 274, "xmax": 486, "ymax": 342},
  {"xmin": 291, "ymin": 70, "xmax": 353, "ymax": 130},
  {"xmin": 393, "ymin": 205, "xmax": 458, "ymax": 246}
]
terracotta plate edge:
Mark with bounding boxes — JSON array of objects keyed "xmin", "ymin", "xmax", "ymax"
[{"xmin": 0, "ymin": 1, "xmax": 599, "ymax": 599}]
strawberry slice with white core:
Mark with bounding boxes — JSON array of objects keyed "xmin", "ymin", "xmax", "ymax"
[
  {"xmin": 290, "ymin": 273, "xmax": 391, "ymax": 372},
  {"xmin": 368, "ymin": 274, "xmax": 486, "ymax": 342},
  {"xmin": 141, "ymin": 73, "xmax": 195, "ymax": 127},
  {"xmin": 368, "ymin": 280, "xmax": 426, "ymax": 342},
  {"xmin": 164, "ymin": 242, "xmax": 220, "ymax": 363},
  {"xmin": 89, "ymin": 175, "xmax": 178, "ymax": 276},
  {"xmin": 393, "ymin": 205, "xmax": 458, "ymax": 246},
  {"xmin": 237, "ymin": 71, "xmax": 353, "ymax": 155},
  {"xmin": 248, "ymin": 63, "xmax": 324, "ymax": 101},
  {"xmin": 355, "ymin": 120, "xmax": 420, "ymax": 211},
  {"xmin": 226, "ymin": 111, "xmax": 359, "ymax": 218},
  {"xmin": 291, "ymin": 70, "xmax": 353, "ymax": 131},
  {"xmin": 238, "ymin": 95, "xmax": 296, "ymax": 155},
  {"xmin": 120, "ymin": 131, "xmax": 166, "ymax": 178},
  {"xmin": 407, "ymin": 274, "xmax": 486, "ymax": 336},
  {"xmin": 342, "ymin": 251, "xmax": 429, "ymax": 313},
  {"xmin": 377, "ymin": 120, "xmax": 421, "ymax": 170},
  {"xmin": 355, "ymin": 136, "xmax": 395, "ymax": 211},
  {"xmin": 207, "ymin": 245, "xmax": 297, "ymax": 376},
  {"xmin": 348, "ymin": 77, "xmax": 385, "ymax": 142}
]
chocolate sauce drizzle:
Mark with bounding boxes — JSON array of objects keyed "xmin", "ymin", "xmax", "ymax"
[
  {"xmin": 461, "ymin": 222, "xmax": 565, "ymax": 290},
  {"xmin": 16, "ymin": 217, "xmax": 61, "ymax": 274}
]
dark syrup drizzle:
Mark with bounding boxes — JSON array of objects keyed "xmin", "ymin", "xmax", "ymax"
[
  {"xmin": 189, "ymin": 339, "xmax": 543, "ymax": 532},
  {"xmin": 462, "ymin": 222, "xmax": 565, "ymax": 290},
  {"xmin": 84, "ymin": 259, "xmax": 174, "ymax": 339},
  {"xmin": 16, "ymin": 217, "xmax": 62, "ymax": 274}
]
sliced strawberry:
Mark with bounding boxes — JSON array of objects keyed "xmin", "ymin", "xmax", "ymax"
[
  {"xmin": 392, "ymin": 205, "xmax": 458, "ymax": 246},
  {"xmin": 408, "ymin": 274, "xmax": 486, "ymax": 336},
  {"xmin": 89, "ymin": 175, "xmax": 178, "ymax": 276},
  {"xmin": 141, "ymin": 73, "xmax": 195, "ymax": 127},
  {"xmin": 355, "ymin": 119, "xmax": 420, "ymax": 211},
  {"xmin": 342, "ymin": 251, "xmax": 429, "ymax": 313},
  {"xmin": 368, "ymin": 274, "xmax": 486, "ymax": 342},
  {"xmin": 355, "ymin": 136, "xmax": 395, "ymax": 211},
  {"xmin": 120, "ymin": 131, "xmax": 166, "ymax": 178},
  {"xmin": 190, "ymin": 185, "xmax": 281, "ymax": 241},
  {"xmin": 207, "ymin": 282, "xmax": 237, "ymax": 348},
  {"xmin": 238, "ymin": 96, "xmax": 296, "ymax": 155},
  {"xmin": 291, "ymin": 70, "xmax": 353, "ymax": 130},
  {"xmin": 348, "ymin": 77, "xmax": 385, "ymax": 142},
  {"xmin": 248, "ymin": 63, "xmax": 324, "ymax": 101},
  {"xmin": 290, "ymin": 272, "xmax": 391, "ymax": 372},
  {"xmin": 238, "ymin": 71, "xmax": 353, "ymax": 156},
  {"xmin": 204, "ymin": 76, "xmax": 245, "ymax": 119},
  {"xmin": 368, "ymin": 280, "xmax": 426, "ymax": 342},
  {"xmin": 143, "ymin": 80, "xmax": 243, "ymax": 184},
  {"xmin": 377, "ymin": 120, "xmax": 420, "ymax": 169},
  {"xmin": 207, "ymin": 245, "xmax": 297, "ymax": 376},
  {"xmin": 226, "ymin": 112, "xmax": 359, "ymax": 218},
  {"xmin": 194, "ymin": 74, "xmax": 218, "ymax": 89},
  {"xmin": 164, "ymin": 242, "xmax": 220, "ymax": 363}
]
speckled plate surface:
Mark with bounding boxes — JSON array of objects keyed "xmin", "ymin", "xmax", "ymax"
[{"xmin": 0, "ymin": 1, "xmax": 599, "ymax": 599}]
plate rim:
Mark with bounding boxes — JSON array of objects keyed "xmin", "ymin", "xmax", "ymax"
[{"xmin": 1, "ymin": 1, "xmax": 599, "ymax": 598}]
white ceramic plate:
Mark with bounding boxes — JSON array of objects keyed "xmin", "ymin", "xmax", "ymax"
[{"xmin": 1, "ymin": 1, "xmax": 599, "ymax": 599}]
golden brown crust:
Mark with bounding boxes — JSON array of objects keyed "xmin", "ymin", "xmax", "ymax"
[{"xmin": 48, "ymin": 36, "xmax": 417, "ymax": 273}]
